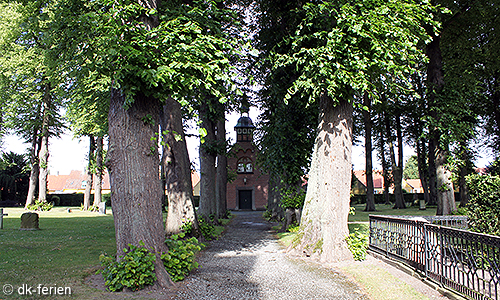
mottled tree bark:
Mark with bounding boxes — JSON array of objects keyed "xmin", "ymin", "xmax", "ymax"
[
  {"xmin": 161, "ymin": 97, "xmax": 199, "ymax": 236},
  {"xmin": 288, "ymin": 95, "xmax": 353, "ymax": 263},
  {"xmin": 107, "ymin": 90, "xmax": 172, "ymax": 287},
  {"xmin": 83, "ymin": 135, "xmax": 95, "ymax": 210},
  {"xmin": 363, "ymin": 93, "xmax": 375, "ymax": 211}
]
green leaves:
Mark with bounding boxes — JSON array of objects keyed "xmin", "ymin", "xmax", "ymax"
[
  {"xmin": 79, "ymin": 0, "xmax": 244, "ymax": 107},
  {"xmin": 275, "ymin": 0, "xmax": 435, "ymax": 104},
  {"xmin": 162, "ymin": 234, "xmax": 204, "ymax": 282},
  {"xmin": 98, "ymin": 242, "xmax": 157, "ymax": 292}
]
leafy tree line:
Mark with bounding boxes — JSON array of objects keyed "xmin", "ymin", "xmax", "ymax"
[{"xmin": 353, "ymin": 0, "xmax": 500, "ymax": 215}]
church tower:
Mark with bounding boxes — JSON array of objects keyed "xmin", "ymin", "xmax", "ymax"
[{"xmin": 226, "ymin": 109, "xmax": 268, "ymax": 210}]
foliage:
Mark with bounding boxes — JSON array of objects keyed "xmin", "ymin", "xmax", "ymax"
[
  {"xmin": 197, "ymin": 216, "xmax": 216, "ymax": 241},
  {"xmin": 280, "ymin": 188, "xmax": 306, "ymax": 210},
  {"xmin": 26, "ymin": 200, "xmax": 54, "ymax": 211},
  {"xmin": 346, "ymin": 230, "xmax": 369, "ymax": 261},
  {"xmin": 162, "ymin": 232, "xmax": 204, "ymax": 282},
  {"xmin": 486, "ymin": 158, "xmax": 500, "ymax": 176},
  {"xmin": 98, "ymin": 241, "xmax": 157, "ymax": 292},
  {"xmin": 287, "ymin": 223, "xmax": 300, "ymax": 233},
  {"xmin": 0, "ymin": 151, "xmax": 30, "ymax": 203},
  {"xmin": 466, "ymin": 174, "xmax": 500, "ymax": 236},
  {"xmin": 80, "ymin": 203, "xmax": 99, "ymax": 212},
  {"xmin": 402, "ymin": 155, "xmax": 419, "ymax": 180}
]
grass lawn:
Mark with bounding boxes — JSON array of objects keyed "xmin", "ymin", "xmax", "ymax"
[
  {"xmin": 0, "ymin": 207, "xmax": 232, "ymax": 299},
  {"xmin": 348, "ymin": 203, "xmax": 437, "ymax": 222},
  {"xmin": 0, "ymin": 207, "xmax": 116, "ymax": 299}
]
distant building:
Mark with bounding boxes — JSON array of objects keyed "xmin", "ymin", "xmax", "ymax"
[
  {"xmin": 352, "ymin": 170, "xmax": 386, "ymax": 194},
  {"xmin": 48, "ymin": 170, "xmax": 201, "ymax": 197},
  {"xmin": 352, "ymin": 170, "xmax": 424, "ymax": 194},
  {"xmin": 226, "ymin": 111, "xmax": 269, "ymax": 210}
]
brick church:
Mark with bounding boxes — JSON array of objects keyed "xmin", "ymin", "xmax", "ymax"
[{"xmin": 226, "ymin": 111, "xmax": 269, "ymax": 210}]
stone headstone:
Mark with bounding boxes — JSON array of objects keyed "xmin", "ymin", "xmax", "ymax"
[
  {"xmin": 20, "ymin": 212, "xmax": 39, "ymax": 230},
  {"xmin": 98, "ymin": 202, "xmax": 106, "ymax": 215}
]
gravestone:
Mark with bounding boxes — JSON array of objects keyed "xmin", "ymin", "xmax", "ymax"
[
  {"xmin": 98, "ymin": 202, "xmax": 106, "ymax": 215},
  {"xmin": 20, "ymin": 212, "xmax": 39, "ymax": 230}
]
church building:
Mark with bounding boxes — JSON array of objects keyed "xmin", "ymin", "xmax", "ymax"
[{"xmin": 226, "ymin": 111, "xmax": 269, "ymax": 210}]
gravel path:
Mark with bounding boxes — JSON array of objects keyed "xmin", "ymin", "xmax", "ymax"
[{"xmin": 173, "ymin": 211, "xmax": 368, "ymax": 300}]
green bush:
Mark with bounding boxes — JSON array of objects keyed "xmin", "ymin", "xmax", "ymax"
[
  {"xmin": 280, "ymin": 188, "xmax": 305, "ymax": 209},
  {"xmin": 26, "ymin": 199, "xmax": 53, "ymax": 211},
  {"xmin": 346, "ymin": 230, "xmax": 368, "ymax": 261},
  {"xmin": 198, "ymin": 216, "xmax": 216, "ymax": 240},
  {"xmin": 162, "ymin": 232, "xmax": 204, "ymax": 282},
  {"xmin": 98, "ymin": 241, "xmax": 157, "ymax": 292},
  {"xmin": 466, "ymin": 174, "xmax": 500, "ymax": 236}
]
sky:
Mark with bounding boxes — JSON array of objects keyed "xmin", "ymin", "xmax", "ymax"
[{"xmin": 2, "ymin": 107, "xmax": 495, "ymax": 175}]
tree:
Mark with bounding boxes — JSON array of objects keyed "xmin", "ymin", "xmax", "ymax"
[
  {"xmin": 0, "ymin": 152, "xmax": 30, "ymax": 204},
  {"xmin": 0, "ymin": 1, "xmax": 63, "ymax": 207},
  {"xmin": 56, "ymin": 0, "xmax": 244, "ymax": 287},
  {"xmin": 403, "ymin": 155, "xmax": 419, "ymax": 180},
  {"xmin": 363, "ymin": 93, "xmax": 376, "ymax": 211},
  {"xmin": 161, "ymin": 97, "xmax": 200, "ymax": 236},
  {"xmin": 276, "ymin": 0, "xmax": 434, "ymax": 262},
  {"xmin": 255, "ymin": 0, "xmax": 317, "ymax": 222}
]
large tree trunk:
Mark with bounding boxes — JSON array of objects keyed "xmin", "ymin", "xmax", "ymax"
[
  {"xmin": 426, "ymin": 33, "xmax": 455, "ymax": 215},
  {"xmin": 107, "ymin": 89, "xmax": 172, "ymax": 287},
  {"xmin": 416, "ymin": 139, "xmax": 431, "ymax": 205},
  {"xmin": 83, "ymin": 135, "xmax": 95, "ymax": 210},
  {"xmin": 93, "ymin": 136, "xmax": 103, "ymax": 207},
  {"xmin": 215, "ymin": 117, "xmax": 228, "ymax": 219},
  {"xmin": 386, "ymin": 114, "xmax": 405, "ymax": 209},
  {"xmin": 161, "ymin": 97, "xmax": 199, "ymax": 236},
  {"xmin": 38, "ymin": 84, "xmax": 51, "ymax": 203},
  {"xmin": 436, "ymin": 148, "xmax": 456, "ymax": 215},
  {"xmin": 427, "ymin": 138, "xmax": 438, "ymax": 205},
  {"xmin": 198, "ymin": 100, "xmax": 217, "ymax": 221},
  {"xmin": 288, "ymin": 95, "xmax": 353, "ymax": 263},
  {"xmin": 363, "ymin": 93, "xmax": 375, "ymax": 211},
  {"xmin": 458, "ymin": 140, "xmax": 470, "ymax": 207},
  {"xmin": 25, "ymin": 128, "xmax": 40, "ymax": 208},
  {"xmin": 379, "ymin": 126, "xmax": 391, "ymax": 205}
]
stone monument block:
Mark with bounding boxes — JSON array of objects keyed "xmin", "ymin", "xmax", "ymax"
[{"xmin": 20, "ymin": 212, "xmax": 39, "ymax": 230}]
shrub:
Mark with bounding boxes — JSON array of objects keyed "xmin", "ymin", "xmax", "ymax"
[
  {"xmin": 280, "ymin": 188, "xmax": 305, "ymax": 209},
  {"xmin": 466, "ymin": 174, "xmax": 500, "ymax": 236},
  {"xmin": 98, "ymin": 241, "xmax": 157, "ymax": 292},
  {"xmin": 346, "ymin": 230, "xmax": 368, "ymax": 261},
  {"xmin": 197, "ymin": 216, "xmax": 216, "ymax": 240},
  {"xmin": 162, "ymin": 232, "xmax": 204, "ymax": 282},
  {"xmin": 26, "ymin": 200, "xmax": 53, "ymax": 211}
]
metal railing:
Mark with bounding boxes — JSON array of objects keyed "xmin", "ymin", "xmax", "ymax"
[{"xmin": 369, "ymin": 215, "xmax": 500, "ymax": 300}]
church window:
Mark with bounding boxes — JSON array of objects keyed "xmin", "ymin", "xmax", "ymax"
[{"xmin": 237, "ymin": 157, "xmax": 253, "ymax": 173}]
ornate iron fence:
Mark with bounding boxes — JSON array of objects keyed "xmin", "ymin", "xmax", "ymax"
[{"xmin": 369, "ymin": 215, "xmax": 500, "ymax": 300}]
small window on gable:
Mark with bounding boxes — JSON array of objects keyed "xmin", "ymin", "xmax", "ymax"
[{"xmin": 237, "ymin": 157, "xmax": 253, "ymax": 173}]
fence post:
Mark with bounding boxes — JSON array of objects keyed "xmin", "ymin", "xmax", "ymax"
[{"xmin": 424, "ymin": 224, "xmax": 429, "ymax": 278}]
